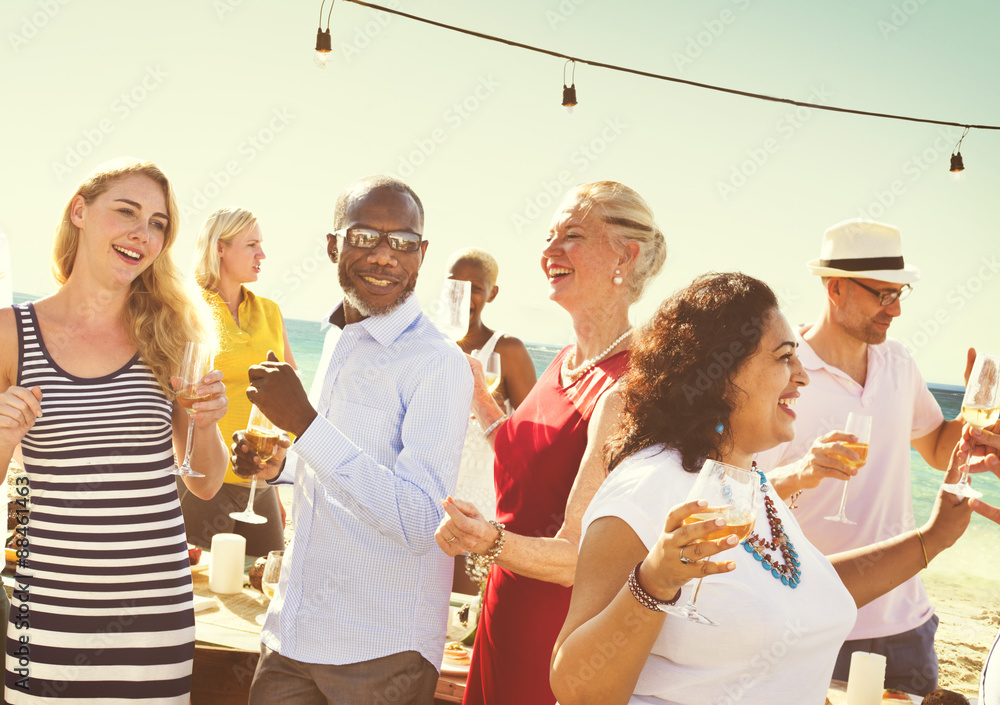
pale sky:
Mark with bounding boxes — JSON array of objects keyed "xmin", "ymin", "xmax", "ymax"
[{"xmin": 2, "ymin": 0, "xmax": 998, "ymax": 385}]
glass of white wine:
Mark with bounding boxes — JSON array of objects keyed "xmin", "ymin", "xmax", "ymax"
[
  {"xmin": 434, "ymin": 279, "xmax": 471, "ymax": 342},
  {"xmin": 229, "ymin": 405, "xmax": 279, "ymax": 525},
  {"xmin": 942, "ymin": 352, "xmax": 1000, "ymax": 499},
  {"xmin": 825, "ymin": 412, "xmax": 872, "ymax": 524},
  {"xmin": 668, "ymin": 459, "xmax": 759, "ymax": 626},
  {"xmin": 482, "ymin": 353, "xmax": 502, "ymax": 395},
  {"xmin": 169, "ymin": 341, "xmax": 214, "ymax": 478},
  {"xmin": 262, "ymin": 549, "xmax": 283, "ymax": 600}
]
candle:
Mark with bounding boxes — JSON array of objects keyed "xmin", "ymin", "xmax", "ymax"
[
  {"xmin": 209, "ymin": 533, "xmax": 246, "ymax": 594},
  {"xmin": 846, "ymin": 651, "xmax": 887, "ymax": 705}
]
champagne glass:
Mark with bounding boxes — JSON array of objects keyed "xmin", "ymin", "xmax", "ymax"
[
  {"xmin": 666, "ymin": 459, "xmax": 759, "ymax": 626},
  {"xmin": 169, "ymin": 342, "xmax": 214, "ymax": 478},
  {"xmin": 825, "ymin": 413, "xmax": 872, "ymax": 524},
  {"xmin": 942, "ymin": 352, "xmax": 1000, "ymax": 499},
  {"xmin": 434, "ymin": 279, "xmax": 471, "ymax": 342},
  {"xmin": 229, "ymin": 405, "xmax": 278, "ymax": 525},
  {"xmin": 262, "ymin": 550, "xmax": 283, "ymax": 601},
  {"xmin": 481, "ymin": 353, "xmax": 502, "ymax": 395}
]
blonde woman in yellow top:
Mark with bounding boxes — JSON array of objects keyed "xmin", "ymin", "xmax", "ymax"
[{"xmin": 178, "ymin": 207, "xmax": 296, "ymax": 555}]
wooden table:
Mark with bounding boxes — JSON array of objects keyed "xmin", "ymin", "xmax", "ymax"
[{"xmin": 189, "ymin": 568, "xmax": 470, "ymax": 705}]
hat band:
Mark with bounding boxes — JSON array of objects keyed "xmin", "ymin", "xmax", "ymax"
[{"xmin": 818, "ymin": 256, "xmax": 905, "ymax": 271}]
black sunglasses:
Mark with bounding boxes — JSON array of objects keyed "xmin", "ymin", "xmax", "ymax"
[{"xmin": 333, "ymin": 227, "xmax": 423, "ymax": 253}]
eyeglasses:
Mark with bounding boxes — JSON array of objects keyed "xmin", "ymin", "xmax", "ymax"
[
  {"xmin": 333, "ymin": 227, "xmax": 423, "ymax": 253},
  {"xmin": 849, "ymin": 279, "xmax": 912, "ymax": 306}
]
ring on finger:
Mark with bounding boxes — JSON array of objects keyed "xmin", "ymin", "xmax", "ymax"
[
  {"xmin": 445, "ymin": 535, "xmax": 457, "ymax": 544},
  {"xmin": 679, "ymin": 545, "xmax": 695, "ymax": 565}
]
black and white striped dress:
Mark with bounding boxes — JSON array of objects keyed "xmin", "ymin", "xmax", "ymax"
[{"xmin": 5, "ymin": 303, "xmax": 194, "ymax": 704}]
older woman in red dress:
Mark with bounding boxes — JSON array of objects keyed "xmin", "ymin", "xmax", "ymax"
[{"xmin": 436, "ymin": 181, "xmax": 666, "ymax": 705}]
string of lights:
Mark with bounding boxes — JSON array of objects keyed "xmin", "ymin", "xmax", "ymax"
[{"xmin": 314, "ymin": 0, "xmax": 998, "ymax": 173}]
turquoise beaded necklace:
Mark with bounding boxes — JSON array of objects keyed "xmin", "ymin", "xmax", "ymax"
[{"xmin": 743, "ymin": 464, "xmax": 802, "ymax": 589}]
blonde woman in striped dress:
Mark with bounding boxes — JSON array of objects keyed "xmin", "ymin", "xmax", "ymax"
[{"xmin": 0, "ymin": 158, "xmax": 229, "ymax": 703}]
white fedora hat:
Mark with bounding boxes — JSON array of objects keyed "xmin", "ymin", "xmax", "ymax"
[{"xmin": 806, "ymin": 219, "xmax": 921, "ymax": 284}]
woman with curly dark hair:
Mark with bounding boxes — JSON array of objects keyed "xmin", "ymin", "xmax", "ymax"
[{"xmin": 551, "ymin": 272, "xmax": 974, "ymax": 705}]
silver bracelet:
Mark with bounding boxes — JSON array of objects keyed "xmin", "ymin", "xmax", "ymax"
[{"xmin": 482, "ymin": 414, "xmax": 508, "ymax": 438}]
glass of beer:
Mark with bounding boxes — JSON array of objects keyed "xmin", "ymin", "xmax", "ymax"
[
  {"xmin": 168, "ymin": 341, "xmax": 214, "ymax": 477},
  {"xmin": 825, "ymin": 412, "xmax": 872, "ymax": 524},
  {"xmin": 942, "ymin": 352, "xmax": 1000, "ymax": 499},
  {"xmin": 229, "ymin": 405, "xmax": 279, "ymax": 525},
  {"xmin": 670, "ymin": 459, "xmax": 759, "ymax": 626}
]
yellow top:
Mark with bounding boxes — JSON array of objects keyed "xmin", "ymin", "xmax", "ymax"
[{"xmin": 204, "ymin": 286, "xmax": 286, "ymax": 485}]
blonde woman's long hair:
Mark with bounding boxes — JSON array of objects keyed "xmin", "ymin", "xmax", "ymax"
[
  {"xmin": 192, "ymin": 207, "xmax": 258, "ymax": 292},
  {"xmin": 51, "ymin": 158, "xmax": 212, "ymax": 395}
]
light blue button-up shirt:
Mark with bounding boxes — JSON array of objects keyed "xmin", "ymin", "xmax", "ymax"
[{"xmin": 262, "ymin": 294, "xmax": 473, "ymax": 668}]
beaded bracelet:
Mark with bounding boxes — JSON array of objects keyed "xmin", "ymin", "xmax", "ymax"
[
  {"xmin": 482, "ymin": 414, "xmax": 508, "ymax": 439},
  {"xmin": 465, "ymin": 520, "xmax": 506, "ymax": 583},
  {"xmin": 627, "ymin": 561, "xmax": 681, "ymax": 612}
]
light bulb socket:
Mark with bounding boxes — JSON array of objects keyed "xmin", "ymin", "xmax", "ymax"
[
  {"xmin": 315, "ymin": 27, "xmax": 332, "ymax": 53},
  {"xmin": 950, "ymin": 152, "xmax": 965, "ymax": 172},
  {"xmin": 562, "ymin": 84, "xmax": 577, "ymax": 108}
]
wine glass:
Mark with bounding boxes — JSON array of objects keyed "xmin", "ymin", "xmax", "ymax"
[
  {"xmin": 262, "ymin": 550, "xmax": 283, "ymax": 601},
  {"xmin": 169, "ymin": 341, "xmax": 214, "ymax": 478},
  {"xmin": 229, "ymin": 405, "xmax": 278, "ymax": 525},
  {"xmin": 481, "ymin": 353, "xmax": 502, "ymax": 395},
  {"xmin": 666, "ymin": 459, "xmax": 759, "ymax": 626},
  {"xmin": 825, "ymin": 412, "xmax": 872, "ymax": 524},
  {"xmin": 942, "ymin": 352, "xmax": 1000, "ymax": 499},
  {"xmin": 434, "ymin": 279, "xmax": 471, "ymax": 342}
]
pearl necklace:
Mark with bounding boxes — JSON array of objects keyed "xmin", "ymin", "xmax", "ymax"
[{"xmin": 562, "ymin": 327, "xmax": 633, "ymax": 383}]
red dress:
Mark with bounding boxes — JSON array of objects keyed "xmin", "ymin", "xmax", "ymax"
[{"xmin": 464, "ymin": 347, "xmax": 629, "ymax": 705}]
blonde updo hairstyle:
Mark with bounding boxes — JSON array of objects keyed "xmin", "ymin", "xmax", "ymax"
[
  {"xmin": 567, "ymin": 181, "xmax": 667, "ymax": 304},
  {"xmin": 51, "ymin": 157, "xmax": 212, "ymax": 396},
  {"xmin": 192, "ymin": 207, "xmax": 258, "ymax": 292}
]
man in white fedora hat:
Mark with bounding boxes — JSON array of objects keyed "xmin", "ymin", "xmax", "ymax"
[{"xmin": 756, "ymin": 218, "xmax": 971, "ymax": 695}]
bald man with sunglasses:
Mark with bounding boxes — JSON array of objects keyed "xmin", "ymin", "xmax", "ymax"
[
  {"xmin": 756, "ymin": 219, "xmax": 971, "ymax": 695},
  {"xmin": 232, "ymin": 175, "xmax": 473, "ymax": 705}
]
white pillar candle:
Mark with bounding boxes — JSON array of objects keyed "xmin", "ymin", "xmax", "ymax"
[
  {"xmin": 209, "ymin": 533, "xmax": 246, "ymax": 594},
  {"xmin": 846, "ymin": 651, "xmax": 887, "ymax": 705}
]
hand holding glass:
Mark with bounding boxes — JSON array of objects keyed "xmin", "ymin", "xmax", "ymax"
[
  {"xmin": 942, "ymin": 352, "xmax": 1000, "ymax": 499},
  {"xmin": 666, "ymin": 459, "xmax": 759, "ymax": 626},
  {"xmin": 481, "ymin": 353, "xmax": 502, "ymax": 394},
  {"xmin": 825, "ymin": 413, "xmax": 872, "ymax": 524},
  {"xmin": 169, "ymin": 342, "xmax": 214, "ymax": 478},
  {"xmin": 229, "ymin": 405, "xmax": 278, "ymax": 525}
]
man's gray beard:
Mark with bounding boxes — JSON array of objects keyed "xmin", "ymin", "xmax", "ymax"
[{"xmin": 340, "ymin": 268, "xmax": 416, "ymax": 318}]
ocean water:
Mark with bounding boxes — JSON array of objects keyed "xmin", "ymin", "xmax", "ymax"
[{"xmin": 284, "ymin": 319, "xmax": 1000, "ymax": 526}]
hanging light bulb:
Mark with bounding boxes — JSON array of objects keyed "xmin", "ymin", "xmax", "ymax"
[
  {"xmin": 313, "ymin": 0, "xmax": 334, "ymax": 69},
  {"xmin": 949, "ymin": 126, "xmax": 969, "ymax": 181},
  {"xmin": 314, "ymin": 28, "xmax": 333, "ymax": 68},
  {"xmin": 562, "ymin": 60, "xmax": 578, "ymax": 114}
]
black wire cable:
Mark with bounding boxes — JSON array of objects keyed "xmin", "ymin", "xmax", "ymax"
[{"xmin": 341, "ymin": 0, "xmax": 1000, "ymax": 132}]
